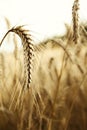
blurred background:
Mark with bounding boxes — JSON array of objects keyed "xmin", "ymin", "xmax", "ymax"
[{"xmin": 0, "ymin": 0, "xmax": 86, "ymax": 51}]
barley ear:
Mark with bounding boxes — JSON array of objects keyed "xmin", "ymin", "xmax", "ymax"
[
  {"xmin": 0, "ymin": 25, "xmax": 33, "ymax": 89},
  {"xmin": 72, "ymin": 0, "xmax": 79, "ymax": 44}
]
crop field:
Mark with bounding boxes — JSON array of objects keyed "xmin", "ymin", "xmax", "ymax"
[{"xmin": 0, "ymin": 0, "xmax": 87, "ymax": 130}]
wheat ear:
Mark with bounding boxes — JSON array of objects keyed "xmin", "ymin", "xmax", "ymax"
[
  {"xmin": 72, "ymin": 0, "xmax": 79, "ymax": 44},
  {"xmin": 0, "ymin": 25, "xmax": 33, "ymax": 89}
]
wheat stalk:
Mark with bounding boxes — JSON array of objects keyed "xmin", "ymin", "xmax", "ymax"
[
  {"xmin": 72, "ymin": 0, "xmax": 79, "ymax": 44},
  {"xmin": 0, "ymin": 25, "xmax": 33, "ymax": 89}
]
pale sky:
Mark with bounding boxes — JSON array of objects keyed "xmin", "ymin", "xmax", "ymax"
[{"xmin": 0, "ymin": 0, "xmax": 87, "ymax": 51}]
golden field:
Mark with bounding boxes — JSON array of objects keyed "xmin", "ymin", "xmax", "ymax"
[{"xmin": 0, "ymin": 0, "xmax": 87, "ymax": 130}]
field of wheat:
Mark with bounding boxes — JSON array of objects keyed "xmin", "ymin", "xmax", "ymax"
[{"xmin": 0, "ymin": 0, "xmax": 87, "ymax": 130}]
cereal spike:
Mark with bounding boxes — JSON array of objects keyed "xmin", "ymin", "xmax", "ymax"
[
  {"xmin": 72, "ymin": 0, "xmax": 79, "ymax": 44},
  {"xmin": 0, "ymin": 25, "xmax": 33, "ymax": 89}
]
